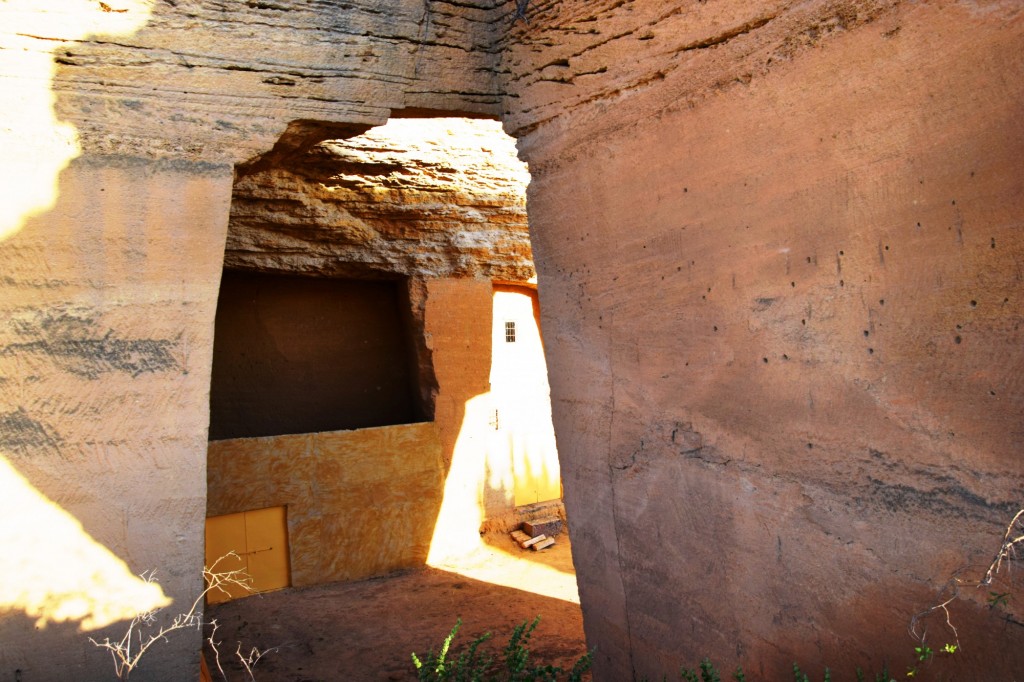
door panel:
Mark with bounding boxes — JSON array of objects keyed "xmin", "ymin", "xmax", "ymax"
[
  {"xmin": 490, "ymin": 286, "xmax": 561, "ymax": 507},
  {"xmin": 204, "ymin": 506, "xmax": 290, "ymax": 604},
  {"xmin": 204, "ymin": 513, "xmax": 250, "ymax": 604},
  {"xmin": 243, "ymin": 506, "xmax": 290, "ymax": 593}
]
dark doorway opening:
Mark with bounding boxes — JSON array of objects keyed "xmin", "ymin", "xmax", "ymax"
[{"xmin": 208, "ymin": 271, "xmax": 421, "ymax": 440}]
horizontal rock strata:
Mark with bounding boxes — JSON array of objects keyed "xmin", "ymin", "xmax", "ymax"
[
  {"xmin": 227, "ymin": 117, "xmax": 534, "ymax": 281},
  {"xmin": 12, "ymin": 0, "xmax": 511, "ymax": 162}
]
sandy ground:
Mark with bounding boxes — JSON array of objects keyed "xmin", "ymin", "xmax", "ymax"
[{"xmin": 203, "ymin": 533, "xmax": 588, "ymax": 681}]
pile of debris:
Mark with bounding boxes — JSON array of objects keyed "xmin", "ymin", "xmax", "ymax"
[{"xmin": 509, "ymin": 516, "xmax": 562, "ymax": 552}]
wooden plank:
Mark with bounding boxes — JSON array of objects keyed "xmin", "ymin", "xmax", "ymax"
[
  {"xmin": 522, "ymin": 534, "xmax": 547, "ymax": 548},
  {"xmin": 531, "ymin": 537, "xmax": 555, "ymax": 551}
]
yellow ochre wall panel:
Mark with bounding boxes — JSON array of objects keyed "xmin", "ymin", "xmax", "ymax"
[
  {"xmin": 207, "ymin": 422, "xmax": 445, "ymax": 588},
  {"xmin": 205, "ymin": 506, "xmax": 289, "ymax": 604}
]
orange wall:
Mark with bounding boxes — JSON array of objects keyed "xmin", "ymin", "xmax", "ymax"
[
  {"xmin": 206, "ymin": 276, "xmax": 549, "ymax": 588},
  {"xmin": 423, "ymin": 278, "xmax": 494, "ymax": 472},
  {"xmin": 207, "ymin": 276, "xmax": 561, "ymax": 587},
  {"xmin": 207, "ymin": 422, "xmax": 444, "ymax": 586}
]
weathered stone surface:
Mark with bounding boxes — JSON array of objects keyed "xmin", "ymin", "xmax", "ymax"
[
  {"xmin": 2, "ymin": 0, "xmax": 1023, "ymax": 679},
  {"xmin": 0, "ymin": 156, "xmax": 233, "ymax": 681},
  {"xmin": 227, "ymin": 118, "xmax": 534, "ymax": 281},
  {"xmin": 499, "ymin": 0, "xmax": 900, "ymax": 142},
  {"xmin": 225, "ymin": 117, "xmax": 534, "ymax": 457},
  {"xmin": 504, "ymin": 1, "xmax": 1024, "ymax": 679},
  {"xmin": 42, "ymin": 0, "xmax": 507, "ymax": 162},
  {"xmin": 0, "ymin": 3, "xmax": 514, "ymax": 677}
]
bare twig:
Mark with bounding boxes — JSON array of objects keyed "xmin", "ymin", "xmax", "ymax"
[
  {"xmin": 236, "ymin": 641, "xmax": 278, "ymax": 681},
  {"xmin": 909, "ymin": 591, "xmax": 960, "ymax": 646},
  {"xmin": 982, "ymin": 508, "xmax": 1024, "ymax": 586},
  {"xmin": 910, "ymin": 507, "xmax": 1023, "ymax": 651},
  {"xmin": 206, "ymin": 617, "xmax": 278, "ymax": 682},
  {"xmin": 90, "ymin": 553, "xmax": 255, "ymax": 680},
  {"xmin": 208, "ymin": 619, "xmax": 227, "ymax": 681}
]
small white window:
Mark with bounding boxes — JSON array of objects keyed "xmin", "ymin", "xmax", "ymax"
[{"xmin": 505, "ymin": 321, "xmax": 516, "ymax": 343}]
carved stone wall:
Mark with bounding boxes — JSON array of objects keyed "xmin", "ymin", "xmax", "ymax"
[
  {"xmin": 0, "ymin": 2, "xmax": 509, "ymax": 679},
  {"xmin": 502, "ymin": 1, "xmax": 1024, "ymax": 678},
  {"xmin": 1, "ymin": 1, "xmax": 1022, "ymax": 680},
  {"xmin": 226, "ymin": 118, "xmax": 532, "ymax": 281},
  {"xmin": 0, "ymin": 157, "xmax": 232, "ymax": 680},
  {"xmin": 50, "ymin": 0, "xmax": 508, "ymax": 162}
]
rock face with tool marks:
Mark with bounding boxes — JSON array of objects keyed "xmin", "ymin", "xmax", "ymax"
[
  {"xmin": 0, "ymin": 2, "xmax": 511, "ymax": 680},
  {"xmin": 1, "ymin": 0, "xmax": 1023, "ymax": 680},
  {"xmin": 45, "ymin": 0, "xmax": 509, "ymax": 162},
  {"xmin": 499, "ymin": 1, "xmax": 1024, "ymax": 679}
]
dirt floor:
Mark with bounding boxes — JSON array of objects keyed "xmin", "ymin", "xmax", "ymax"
[{"xmin": 203, "ymin": 532, "xmax": 588, "ymax": 681}]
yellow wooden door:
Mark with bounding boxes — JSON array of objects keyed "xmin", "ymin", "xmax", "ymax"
[
  {"xmin": 205, "ymin": 506, "xmax": 289, "ymax": 604},
  {"xmin": 243, "ymin": 506, "xmax": 290, "ymax": 593}
]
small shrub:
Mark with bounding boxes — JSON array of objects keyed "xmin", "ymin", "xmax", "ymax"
[
  {"xmin": 411, "ymin": 617, "xmax": 592, "ymax": 682},
  {"xmin": 680, "ymin": 657, "xmax": 721, "ymax": 682}
]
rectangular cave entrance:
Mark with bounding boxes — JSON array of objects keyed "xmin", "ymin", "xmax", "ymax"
[
  {"xmin": 208, "ymin": 270, "xmax": 424, "ymax": 440},
  {"xmin": 204, "ymin": 270, "xmax": 432, "ymax": 598}
]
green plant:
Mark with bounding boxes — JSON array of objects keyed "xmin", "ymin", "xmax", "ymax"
[
  {"xmin": 699, "ymin": 658, "xmax": 721, "ymax": 682},
  {"xmin": 412, "ymin": 620, "xmax": 494, "ymax": 682},
  {"xmin": 987, "ymin": 591, "xmax": 1010, "ymax": 609},
  {"xmin": 680, "ymin": 657, "xmax": 721, "ymax": 682},
  {"xmin": 503, "ymin": 618, "xmax": 542, "ymax": 679},
  {"xmin": 856, "ymin": 666, "xmax": 895, "ymax": 682},
  {"xmin": 566, "ymin": 652, "xmax": 593, "ymax": 682},
  {"xmin": 789, "ymin": 663, "xmax": 830, "ymax": 682},
  {"xmin": 411, "ymin": 617, "xmax": 592, "ymax": 682},
  {"xmin": 682, "ymin": 659, "xmax": 839, "ymax": 682}
]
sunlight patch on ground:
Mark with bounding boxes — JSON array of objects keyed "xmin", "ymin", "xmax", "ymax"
[{"xmin": 429, "ymin": 544, "xmax": 580, "ymax": 605}]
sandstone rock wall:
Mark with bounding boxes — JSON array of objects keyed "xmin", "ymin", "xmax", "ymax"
[
  {"xmin": 0, "ymin": 157, "xmax": 232, "ymax": 680},
  {"xmin": 223, "ymin": 116, "xmax": 533, "ymax": 462},
  {"xmin": 2, "ymin": 0, "xmax": 1023, "ymax": 679},
  {"xmin": 502, "ymin": 1, "xmax": 1024, "ymax": 678},
  {"xmin": 227, "ymin": 118, "xmax": 533, "ymax": 281},
  {"xmin": 0, "ymin": 2, "xmax": 509, "ymax": 679},
  {"xmin": 48, "ymin": 0, "xmax": 510, "ymax": 162}
]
